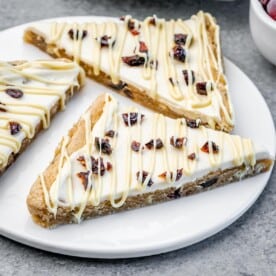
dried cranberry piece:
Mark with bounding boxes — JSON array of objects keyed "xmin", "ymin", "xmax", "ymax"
[
  {"xmin": 158, "ymin": 171, "xmax": 173, "ymax": 180},
  {"xmin": 186, "ymin": 118, "xmax": 199, "ymax": 128},
  {"xmin": 131, "ymin": 141, "xmax": 142, "ymax": 152},
  {"xmin": 91, "ymin": 156, "xmax": 106, "ymax": 176},
  {"xmin": 172, "ymin": 45, "xmax": 186, "ymax": 62},
  {"xmin": 5, "ymin": 88, "xmax": 24, "ymax": 99},
  {"xmin": 196, "ymin": 82, "xmax": 212, "ymax": 96},
  {"xmin": 122, "ymin": 55, "xmax": 145, "ymax": 66},
  {"xmin": 122, "ymin": 112, "xmax": 144, "ymax": 126},
  {"xmin": 131, "ymin": 29, "xmax": 140, "ymax": 36},
  {"xmin": 170, "ymin": 136, "xmax": 187, "ymax": 149},
  {"xmin": 139, "ymin": 41, "xmax": 148, "ymax": 53},
  {"xmin": 127, "ymin": 19, "xmax": 135, "ymax": 30},
  {"xmin": 188, "ymin": 152, "xmax": 196, "ymax": 160},
  {"xmin": 136, "ymin": 170, "xmax": 153, "ymax": 187},
  {"xmin": 95, "ymin": 137, "xmax": 112, "ymax": 155},
  {"xmin": 201, "ymin": 141, "xmax": 219, "ymax": 154},
  {"xmin": 145, "ymin": 138, "xmax": 163, "ymax": 150},
  {"xmin": 106, "ymin": 162, "xmax": 112, "ymax": 171},
  {"xmin": 77, "ymin": 156, "xmax": 86, "ymax": 167},
  {"xmin": 149, "ymin": 17, "xmax": 156, "ymax": 26},
  {"xmin": 127, "ymin": 19, "xmax": 140, "ymax": 35},
  {"xmin": 9, "ymin": 121, "xmax": 22, "ymax": 135},
  {"xmin": 105, "ymin": 130, "xmax": 115, "ymax": 138},
  {"xmin": 100, "ymin": 35, "xmax": 111, "ymax": 47},
  {"xmin": 175, "ymin": 168, "xmax": 183, "ymax": 181},
  {"xmin": 77, "ymin": 171, "xmax": 89, "ymax": 190},
  {"xmin": 158, "ymin": 171, "xmax": 167, "ymax": 179},
  {"xmin": 182, "ymin": 70, "xmax": 195, "ymax": 85},
  {"xmin": 68, "ymin": 29, "xmax": 87, "ymax": 40},
  {"xmin": 174, "ymin": 33, "xmax": 188, "ymax": 45}
]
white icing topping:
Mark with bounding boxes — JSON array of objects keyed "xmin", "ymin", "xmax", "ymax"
[
  {"xmin": 26, "ymin": 11, "xmax": 234, "ymax": 130},
  {"xmin": 41, "ymin": 94, "xmax": 270, "ymax": 221},
  {"xmin": 0, "ymin": 60, "xmax": 84, "ymax": 170}
]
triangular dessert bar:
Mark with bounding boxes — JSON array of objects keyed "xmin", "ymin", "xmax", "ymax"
[
  {"xmin": 27, "ymin": 94, "xmax": 272, "ymax": 227},
  {"xmin": 24, "ymin": 11, "xmax": 234, "ymax": 132}
]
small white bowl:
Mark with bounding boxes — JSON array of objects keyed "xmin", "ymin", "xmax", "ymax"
[{"xmin": 250, "ymin": 0, "xmax": 276, "ymax": 65}]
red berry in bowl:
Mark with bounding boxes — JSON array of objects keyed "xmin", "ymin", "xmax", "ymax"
[
  {"xmin": 267, "ymin": 0, "xmax": 276, "ymax": 20},
  {"xmin": 260, "ymin": 0, "xmax": 269, "ymax": 5}
]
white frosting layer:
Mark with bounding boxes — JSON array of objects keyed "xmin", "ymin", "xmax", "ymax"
[
  {"xmin": 26, "ymin": 12, "xmax": 233, "ymax": 129},
  {"xmin": 0, "ymin": 60, "xmax": 84, "ymax": 169},
  {"xmin": 43, "ymin": 94, "xmax": 270, "ymax": 220}
]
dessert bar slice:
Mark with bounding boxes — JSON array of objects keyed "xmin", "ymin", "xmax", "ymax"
[
  {"xmin": 0, "ymin": 59, "xmax": 85, "ymax": 176},
  {"xmin": 27, "ymin": 94, "xmax": 272, "ymax": 228},
  {"xmin": 24, "ymin": 11, "xmax": 234, "ymax": 132}
]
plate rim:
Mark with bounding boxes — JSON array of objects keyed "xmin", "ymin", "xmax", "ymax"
[{"xmin": 0, "ymin": 16, "xmax": 274, "ymax": 259}]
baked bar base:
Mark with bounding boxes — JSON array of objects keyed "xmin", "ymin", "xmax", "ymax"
[
  {"xmin": 0, "ymin": 71, "xmax": 83, "ymax": 177},
  {"xmin": 24, "ymin": 13, "xmax": 233, "ymax": 132},
  {"xmin": 26, "ymin": 95, "xmax": 272, "ymax": 228}
]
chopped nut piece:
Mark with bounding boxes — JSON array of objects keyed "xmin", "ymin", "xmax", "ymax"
[
  {"xmin": 5, "ymin": 88, "xmax": 24, "ymax": 99},
  {"xmin": 201, "ymin": 141, "xmax": 219, "ymax": 154},
  {"xmin": 122, "ymin": 112, "xmax": 144, "ymax": 126},
  {"xmin": 170, "ymin": 136, "xmax": 187, "ymax": 149},
  {"xmin": 9, "ymin": 121, "xmax": 22, "ymax": 135},
  {"xmin": 136, "ymin": 170, "xmax": 153, "ymax": 187},
  {"xmin": 145, "ymin": 138, "xmax": 164, "ymax": 150},
  {"xmin": 122, "ymin": 55, "xmax": 145, "ymax": 66},
  {"xmin": 95, "ymin": 137, "xmax": 112, "ymax": 155}
]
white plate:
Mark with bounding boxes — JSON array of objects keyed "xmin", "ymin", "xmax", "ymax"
[{"xmin": 0, "ymin": 16, "xmax": 274, "ymax": 259}]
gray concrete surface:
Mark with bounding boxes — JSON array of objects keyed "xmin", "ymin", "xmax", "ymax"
[{"xmin": 0, "ymin": 0, "xmax": 275, "ymax": 275}]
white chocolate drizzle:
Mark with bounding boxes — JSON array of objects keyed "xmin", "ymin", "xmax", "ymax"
[
  {"xmin": 26, "ymin": 11, "xmax": 234, "ymax": 130},
  {"xmin": 40, "ymin": 94, "xmax": 267, "ymax": 221},
  {"xmin": 0, "ymin": 60, "xmax": 84, "ymax": 170}
]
